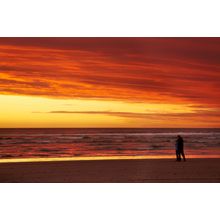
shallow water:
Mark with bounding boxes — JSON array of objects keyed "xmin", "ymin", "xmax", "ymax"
[{"xmin": 0, "ymin": 128, "xmax": 220, "ymax": 159}]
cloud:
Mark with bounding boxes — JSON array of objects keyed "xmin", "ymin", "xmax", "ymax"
[
  {"xmin": 34, "ymin": 109, "xmax": 220, "ymax": 123},
  {"xmin": 0, "ymin": 38, "xmax": 220, "ymax": 109}
]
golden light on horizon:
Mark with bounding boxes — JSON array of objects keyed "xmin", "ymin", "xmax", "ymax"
[{"xmin": 0, "ymin": 94, "xmax": 218, "ymax": 128}]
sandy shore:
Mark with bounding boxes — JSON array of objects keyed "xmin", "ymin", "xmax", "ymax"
[{"xmin": 0, "ymin": 158, "xmax": 220, "ymax": 183}]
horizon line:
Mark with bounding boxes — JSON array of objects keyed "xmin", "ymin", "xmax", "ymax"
[{"xmin": 0, "ymin": 127, "xmax": 220, "ymax": 129}]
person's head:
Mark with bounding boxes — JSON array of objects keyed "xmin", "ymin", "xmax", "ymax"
[{"xmin": 177, "ymin": 135, "xmax": 181, "ymax": 139}]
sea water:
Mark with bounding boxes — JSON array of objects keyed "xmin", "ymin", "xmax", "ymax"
[{"xmin": 0, "ymin": 128, "xmax": 220, "ymax": 159}]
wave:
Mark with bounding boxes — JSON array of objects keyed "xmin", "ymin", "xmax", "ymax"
[{"xmin": 0, "ymin": 128, "xmax": 220, "ymax": 159}]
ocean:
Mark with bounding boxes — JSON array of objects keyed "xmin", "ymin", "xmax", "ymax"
[{"xmin": 0, "ymin": 128, "xmax": 220, "ymax": 159}]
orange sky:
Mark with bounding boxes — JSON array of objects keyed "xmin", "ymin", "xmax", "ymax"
[{"xmin": 0, "ymin": 38, "xmax": 220, "ymax": 128}]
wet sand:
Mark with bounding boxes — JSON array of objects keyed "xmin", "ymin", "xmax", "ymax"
[{"xmin": 0, "ymin": 158, "xmax": 220, "ymax": 183}]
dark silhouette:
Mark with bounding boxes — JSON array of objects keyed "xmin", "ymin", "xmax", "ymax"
[{"xmin": 175, "ymin": 135, "xmax": 186, "ymax": 162}]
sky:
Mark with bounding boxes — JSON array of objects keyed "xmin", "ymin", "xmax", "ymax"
[{"xmin": 0, "ymin": 37, "xmax": 220, "ymax": 128}]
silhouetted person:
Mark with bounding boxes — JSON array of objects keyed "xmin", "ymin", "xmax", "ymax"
[
  {"xmin": 175, "ymin": 138, "xmax": 181, "ymax": 161},
  {"xmin": 175, "ymin": 135, "xmax": 186, "ymax": 162}
]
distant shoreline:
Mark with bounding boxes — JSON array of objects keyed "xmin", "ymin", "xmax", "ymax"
[{"xmin": 0, "ymin": 155, "xmax": 220, "ymax": 164}]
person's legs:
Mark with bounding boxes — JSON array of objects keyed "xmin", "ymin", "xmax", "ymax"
[
  {"xmin": 181, "ymin": 151, "xmax": 186, "ymax": 161},
  {"xmin": 178, "ymin": 153, "xmax": 181, "ymax": 161},
  {"xmin": 176, "ymin": 150, "xmax": 181, "ymax": 161},
  {"xmin": 176, "ymin": 150, "xmax": 179, "ymax": 161}
]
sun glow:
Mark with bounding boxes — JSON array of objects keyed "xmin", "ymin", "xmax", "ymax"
[{"xmin": 0, "ymin": 94, "xmax": 212, "ymax": 128}]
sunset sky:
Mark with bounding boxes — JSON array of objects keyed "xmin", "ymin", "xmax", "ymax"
[{"xmin": 0, "ymin": 38, "xmax": 220, "ymax": 128}]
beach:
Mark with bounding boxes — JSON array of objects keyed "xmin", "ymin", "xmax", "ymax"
[
  {"xmin": 0, "ymin": 158, "xmax": 220, "ymax": 183},
  {"xmin": 1, "ymin": 128, "xmax": 219, "ymax": 183}
]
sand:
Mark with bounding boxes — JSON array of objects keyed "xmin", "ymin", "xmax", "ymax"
[{"xmin": 0, "ymin": 158, "xmax": 219, "ymax": 183}]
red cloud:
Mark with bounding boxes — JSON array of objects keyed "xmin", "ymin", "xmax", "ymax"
[{"xmin": 0, "ymin": 38, "xmax": 220, "ymax": 110}]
